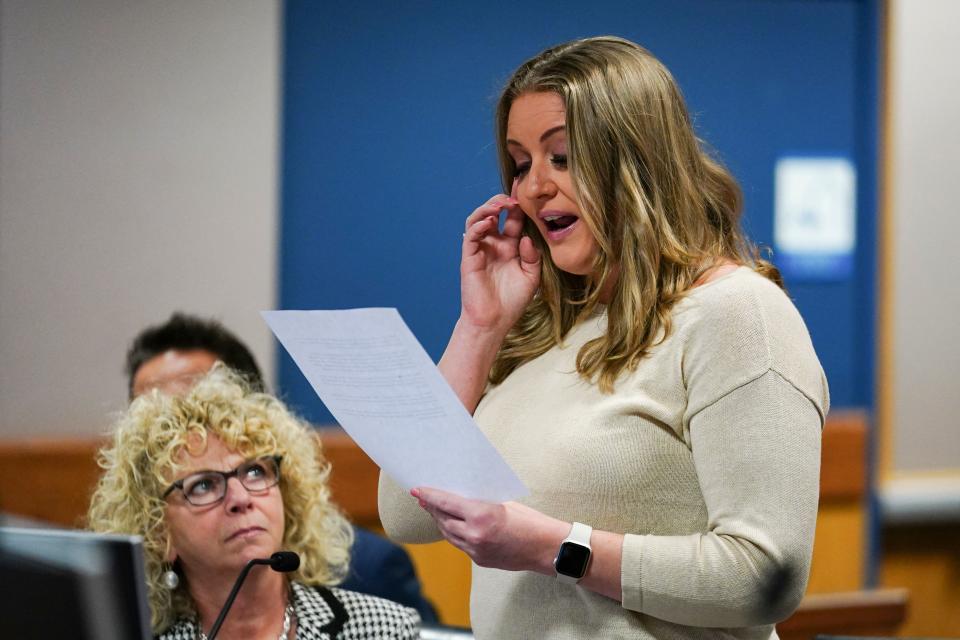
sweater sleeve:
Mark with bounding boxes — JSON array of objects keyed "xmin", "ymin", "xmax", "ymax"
[
  {"xmin": 378, "ymin": 470, "xmax": 444, "ymax": 544},
  {"xmin": 620, "ymin": 370, "xmax": 822, "ymax": 626}
]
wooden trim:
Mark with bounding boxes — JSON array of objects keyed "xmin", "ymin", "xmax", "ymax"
[
  {"xmin": 0, "ymin": 430, "xmax": 382, "ymax": 529},
  {"xmin": 819, "ymin": 411, "xmax": 867, "ymax": 501},
  {"xmin": 0, "ymin": 412, "xmax": 865, "ymax": 529},
  {"xmin": 877, "ymin": 0, "xmax": 895, "ymax": 484},
  {"xmin": 777, "ymin": 589, "xmax": 908, "ymax": 639}
]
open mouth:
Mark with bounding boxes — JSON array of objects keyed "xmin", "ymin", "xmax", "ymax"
[{"xmin": 542, "ymin": 214, "xmax": 578, "ymax": 232}]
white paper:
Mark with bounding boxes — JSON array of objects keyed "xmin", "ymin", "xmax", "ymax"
[{"xmin": 261, "ymin": 308, "xmax": 527, "ymax": 502}]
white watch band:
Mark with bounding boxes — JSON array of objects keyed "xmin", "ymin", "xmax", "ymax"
[
  {"xmin": 555, "ymin": 521, "xmax": 593, "ymax": 584},
  {"xmin": 566, "ymin": 522, "xmax": 592, "ymax": 546}
]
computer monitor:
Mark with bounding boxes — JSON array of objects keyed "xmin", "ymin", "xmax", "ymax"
[{"xmin": 0, "ymin": 527, "xmax": 152, "ymax": 640}]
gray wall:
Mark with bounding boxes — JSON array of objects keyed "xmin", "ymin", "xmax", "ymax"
[
  {"xmin": 0, "ymin": 0, "xmax": 279, "ymax": 436},
  {"xmin": 889, "ymin": 0, "xmax": 960, "ymax": 475}
]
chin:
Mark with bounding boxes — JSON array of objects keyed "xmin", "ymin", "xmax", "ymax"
[
  {"xmin": 545, "ymin": 242, "xmax": 597, "ymax": 276},
  {"xmin": 235, "ymin": 541, "xmax": 280, "ymax": 563},
  {"xmin": 551, "ymin": 257, "xmax": 594, "ymax": 277}
]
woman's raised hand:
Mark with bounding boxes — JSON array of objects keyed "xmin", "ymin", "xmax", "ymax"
[
  {"xmin": 437, "ymin": 182, "xmax": 541, "ymax": 413},
  {"xmin": 460, "ymin": 183, "xmax": 541, "ymax": 336}
]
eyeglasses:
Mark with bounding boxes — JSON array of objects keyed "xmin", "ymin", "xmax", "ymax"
[{"xmin": 162, "ymin": 455, "xmax": 282, "ymax": 506}]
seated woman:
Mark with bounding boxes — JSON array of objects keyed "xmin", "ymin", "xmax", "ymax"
[{"xmin": 87, "ymin": 365, "xmax": 420, "ymax": 639}]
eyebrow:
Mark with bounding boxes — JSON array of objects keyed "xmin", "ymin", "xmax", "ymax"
[
  {"xmin": 180, "ymin": 454, "xmax": 273, "ymax": 476},
  {"xmin": 184, "ymin": 468, "xmax": 222, "ymax": 476},
  {"xmin": 506, "ymin": 124, "xmax": 566, "ymax": 148},
  {"xmin": 170, "ymin": 468, "xmax": 219, "ymax": 485},
  {"xmin": 177, "ymin": 461, "xmax": 243, "ymax": 479}
]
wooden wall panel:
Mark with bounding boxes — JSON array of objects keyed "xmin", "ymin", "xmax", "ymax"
[
  {"xmin": 0, "ymin": 432, "xmax": 382, "ymax": 529},
  {"xmin": 880, "ymin": 524, "xmax": 960, "ymax": 637},
  {"xmin": 0, "ymin": 438, "xmax": 106, "ymax": 528},
  {"xmin": 818, "ymin": 411, "xmax": 867, "ymax": 501},
  {"xmin": 320, "ymin": 430, "xmax": 381, "ymax": 529},
  {"xmin": 806, "ymin": 410, "xmax": 868, "ymax": 594},
  {"xmin": 807, "ymin": 503, "xmax": 866, "ymax": 593},
  {"xmin": 403, "ymin": 540, "xmax": 472, "ymax": 627},
  {"xmin": 0, "ymin": 414, "xmax": 870, "ymax": 525}
]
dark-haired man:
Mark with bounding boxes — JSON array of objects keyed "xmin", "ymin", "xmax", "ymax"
[
  {"xmin": 125, "ymin": 313, "xmax": 438, "ymax": 622},
  {"xmin": 127, "ymin": 313, "xmax": 265, "ymax": 398}
]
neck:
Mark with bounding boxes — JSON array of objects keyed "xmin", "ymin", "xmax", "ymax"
[
  {"xmin": 596, "ymin": 264, "xmax": 620, "ymax": 304},
  {"xmin": 188, "ymin": 564, "xmax": 289, "ymax": 639},
  {"xmin": 692, "ymin": 259, "xmax": 739, "ymax": 288}
]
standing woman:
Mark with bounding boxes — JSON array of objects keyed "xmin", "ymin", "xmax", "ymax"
[{"xmin": 379, "ymin": 36, "xmax": 828, "ymax": 639}]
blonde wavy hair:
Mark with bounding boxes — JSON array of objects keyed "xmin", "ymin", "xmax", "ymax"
[
  {"xmin": 87, "ymin": 365, "xmax": 353, "ymax": 633},
  {"xmin": 491, "ymin": 36, "xmax": 782, "ymax": 391}
]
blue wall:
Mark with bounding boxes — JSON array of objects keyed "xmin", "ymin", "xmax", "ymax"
[{"xmin": 279, "ymin": 0, "xmax": 881, "ymax": 425}]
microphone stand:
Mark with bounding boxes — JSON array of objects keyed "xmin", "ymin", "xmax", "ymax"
[{"xmin": 206, "ymin": 551, "xmax": 300, "ymax": 640}]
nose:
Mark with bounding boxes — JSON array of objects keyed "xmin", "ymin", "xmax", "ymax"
[
  {"xmin": 521, "ymin": 158, "xmax": 558, "ymax": 202},
  {"xmin": 223, "ymin": 476, "xmax": 253, "ymax": 513}
]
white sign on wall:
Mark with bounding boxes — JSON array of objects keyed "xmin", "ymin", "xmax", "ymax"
[{"xmin": 774, "ymin": 156, "xmax": 857, "ymax": 280}]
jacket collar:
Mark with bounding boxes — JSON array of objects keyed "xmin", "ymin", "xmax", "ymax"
[
  {"xmin": 157, "ymin": 582, "xmax": 340, "ymax": 640},
  {"xmin": 290, "ymin": 582, "xmax": 338, "ymax": 640}
]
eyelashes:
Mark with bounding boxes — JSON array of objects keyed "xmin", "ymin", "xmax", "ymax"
[
  {"xmin": 513, "ymin": 154, "xmax": 568, "ymax": 179},
  {"xmin": 513, "ymin": 162, "xmax": 530, "ymax": 178}
]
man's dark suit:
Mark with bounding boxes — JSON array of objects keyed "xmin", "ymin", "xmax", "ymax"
[{"xmin": 343, "ymin": 526, "xmax": 437, "ymax": 623}]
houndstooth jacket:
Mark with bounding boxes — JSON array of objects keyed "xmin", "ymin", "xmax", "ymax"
[{"xmin": 156, "ymin": 581, "xmax": 420, "ymax": 640}]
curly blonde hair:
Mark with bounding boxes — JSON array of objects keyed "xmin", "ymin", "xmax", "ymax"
[
  {"xmin": 86, "ymin": 365, "xmax": 353, "ymax": 633},
  {"xmin": 491, "ymin": 36, "xmax": 782, "ymax": 391}
]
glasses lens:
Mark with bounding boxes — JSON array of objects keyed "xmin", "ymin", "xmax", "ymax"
[
  {"xmin": 182, "ymin": 473, "xmax": 226, "ymax": 506},
  {"xmin": 238, "ymin": 457, "xmax": 280, "ymax": 492}
]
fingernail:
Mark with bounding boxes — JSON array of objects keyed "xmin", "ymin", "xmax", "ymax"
[
  {"xmin": 410, "ymin": 488, "xmax": 420, "ymax": 498},
  {"xmin": 418, "ymin": 500, "xmax": 427, "ymax": 508}
]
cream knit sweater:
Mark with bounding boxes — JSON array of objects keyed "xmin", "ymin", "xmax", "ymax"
[{"xmin": 379, "ymin": 267, "xmax": 828, "ymax": 639}]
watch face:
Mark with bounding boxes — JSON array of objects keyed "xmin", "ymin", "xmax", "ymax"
[{"xmin": 555, "ymin": 541, "xmax": 590, "ymax": 578}]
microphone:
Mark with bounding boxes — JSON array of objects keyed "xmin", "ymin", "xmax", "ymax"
[
  {"xmin": 269, "ymin": 551, "xmax": 300, "ymax": 572},
  {"xmin": 206, "ymin": 551, "xmax": 300, "ymax": 640}
]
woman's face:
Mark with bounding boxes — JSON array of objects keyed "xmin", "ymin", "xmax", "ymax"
[
  {"xmin": 163, "ymin": 433, "xmax": 285, "ymax": 581},
  {"xmin": 506, "ymin": 91, "xmax": 598, "ymax": 276}
]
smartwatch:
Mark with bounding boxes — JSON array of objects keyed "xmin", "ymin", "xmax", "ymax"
[{"xmin": 553, "ymin": 522, "xmax": 592, "ymax": 584}]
